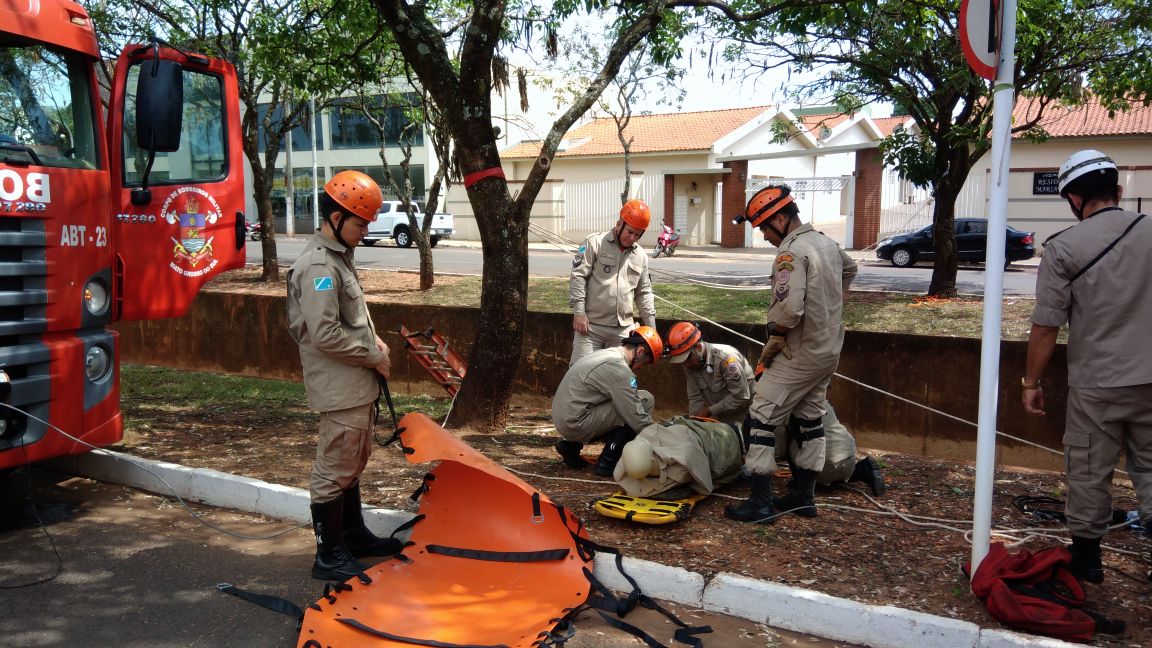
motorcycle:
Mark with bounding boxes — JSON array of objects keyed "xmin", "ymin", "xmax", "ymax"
[
  {"xmin": 651, "ymin": 224, "xmax": 681, "ymax": 258},
  {"xmin": 245, "ymin": 220, "xmax": 264, "ymax": 241}
]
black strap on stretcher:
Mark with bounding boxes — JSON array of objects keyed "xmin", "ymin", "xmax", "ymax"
[
  {"xmin": 336, "ymin": 618, "xmax": 511, "ymax": 648},
  {"xmin": 217, "ymin": 582, "xmax": 304, "ymax": 625},
  {"xmin": 572, "ymin": 536, "xmax": 713, "ymax": 648}
]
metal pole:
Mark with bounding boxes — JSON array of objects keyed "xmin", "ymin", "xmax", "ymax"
[
  {"xmin": 311, "ymin": 97, "xmax": 320, "ymax": 232},
  {"xmin": 970, "ymin": 0, "xmax": 1017, "ymax": 579},
  {"xmin": 284, "ymin": 98, "xmax": 295, "ymax": 238}
]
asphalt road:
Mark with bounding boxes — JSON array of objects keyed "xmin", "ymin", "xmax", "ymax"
[
  {"xmin": 1, "ymin": 466, "xmax": 857, "ymax": 648},
  {"xmin": 248, "ymin": 236, "xmax": 1039, "ymax": 296}
]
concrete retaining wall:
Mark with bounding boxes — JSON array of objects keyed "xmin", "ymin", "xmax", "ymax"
[{"xmin": 114, "ymin": 291, "xmax": 1068, "ymax": 471}]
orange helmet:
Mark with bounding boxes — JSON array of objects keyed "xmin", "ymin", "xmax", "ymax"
[
  {"xmin": 324, "ymin": 170, "xmax": 383, "ymax": 222},
  {"xmin": 619, "ymin": 199, "xmax": 651, "ymax": 231},
  {"xmin": 739, "ymin": 185, "xmax": 794, "ymax": 228},
  {"xmin": 664, "ymin": 321, "xmax": 702, "ymax": 363},
  {"xmin": 626, "ymin": 325, "xmax": 663, "ymax": 363}
]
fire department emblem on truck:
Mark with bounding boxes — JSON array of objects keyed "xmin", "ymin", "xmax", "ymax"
[{"xmin": 162, "ymin": 187, "xmax": 221, "ymax": 277}]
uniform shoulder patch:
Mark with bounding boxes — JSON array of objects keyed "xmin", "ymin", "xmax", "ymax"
[
  {"xmin": 572, "ymin": 244, "xmax": 587, "ymax": 268},
  {"xmin": 721, "ymin": 356, "xmax": 741, "ymax": 379},
  {"xmin": 313, "ymin": 276, "xmax": 334, "ymax": 291}
]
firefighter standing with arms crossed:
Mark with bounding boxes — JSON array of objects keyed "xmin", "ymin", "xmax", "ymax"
[
  {"xmin": 287, "ymin": 170, "xmax": 399, "ymax": 581},
  {"xmin": 725, "ymin": 184, "xmax": 857, "ymax": 523},
  {"xmin": 568, "ymin": 200, "xmax": 657, "ymax": 365}
]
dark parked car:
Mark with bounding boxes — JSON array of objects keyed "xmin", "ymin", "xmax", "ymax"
[{"xmin": 875, "ymin": 218, "xmax": 1035, "ymax": 268}]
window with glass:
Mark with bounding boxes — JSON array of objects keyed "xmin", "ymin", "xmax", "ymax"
[
  {"xmin": 328, "ymin": 95, "xmax": 424, "ymax": 149},
  {"xmin": 256, "ymin": 103, "xmax": 322, "ymax": 151},
  {"xmin": 121, "ymin": 64, "xmax": 226, "ymax": 184},
  {"xmin": 0, "ymin": 40, "xmax": 99, "ymax": 169},
  {"xmin": 333, "ymin": 164, "xmax": 425, "ymax": 202}
]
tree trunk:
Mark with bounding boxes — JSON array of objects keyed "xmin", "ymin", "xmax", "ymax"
[
  {"xmin": 447, "ymin": 190, "xmax": 526, "ymax": 432},
  {"xmin": 242, "ymin": 134, "xmax": 282, "ymax": 283},
  {"xmin": 927, "ymin": 145, "xmax": 973, "ymax": 297}
]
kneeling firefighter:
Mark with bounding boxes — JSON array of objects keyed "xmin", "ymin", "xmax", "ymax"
[
  {"xmin": 551, "ymin": 326, "xmax": 663, "ymax": 476},
  {"xmin": 287, "ymin": 170, "xmax": 401, "ymax": 580}
]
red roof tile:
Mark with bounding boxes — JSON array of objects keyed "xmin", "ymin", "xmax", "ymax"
[
  {"xmin": 501, "ymin": 106, "xmax": 772, "ymax": 159},
  {"xmin": 1014, "ymin": 98, "xmax": 1152, "ymax": 137}
]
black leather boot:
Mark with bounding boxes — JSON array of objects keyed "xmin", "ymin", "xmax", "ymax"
[
  {"xmin": 772, "ymin": 467, "xmax": 818, "ymax": 517},
  {"xmin": 1068, "ymin": 536, "xmax": 1104, "ymax": 584},
  {"xmin": 724, "ymin": 474, "xmax": 777, "ymax": 523},
  {"xmin": 342, "ymin": 483, "xmax": 403, "ymax": 558},
  {"xmin": 850, "ymin": 456, "xmax": 887, "ymax": 496},
  {"xmin": 554, "ymin": 439, "xmax": 586, "ymax": 469},
  {"xmin": 594, "ymin": 426, "xmax": 636, "ymax": 477},
  {"xmin": 310, "ymin": 495, "xmax": 368, "ymax": 581}
]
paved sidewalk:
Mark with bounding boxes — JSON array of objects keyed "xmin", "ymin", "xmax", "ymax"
[{"xmin": 47, "ymin": 449, "xmax": 1078, "ymax": 648}]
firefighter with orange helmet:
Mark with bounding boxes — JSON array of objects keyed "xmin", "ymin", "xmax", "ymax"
[
  {"xmin": 567, "ymin": 199, "xmax": 657, "ymax": 365},
  {"xmin": 287, "ymin": 170, "xmax": 399, "ymax": 581},
  {"xmin": 551, "ymin": 325, "xmax": 662, "ymax": 476},
  {"xmin": 664, "ymin": 321, "xmax": 755, "ymax": 426},
  {"xmin": 724, "ymin": 184, "xmax": 857, "ymax": 524}
]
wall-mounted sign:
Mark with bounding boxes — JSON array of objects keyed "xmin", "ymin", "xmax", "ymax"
[{"xmin": 1033, "ymin": 172, "xmax": 1059, "ymax": 195}]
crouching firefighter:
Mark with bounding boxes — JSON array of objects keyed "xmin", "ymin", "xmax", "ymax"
[
  {"xmin": 725, "ymin": 183, "xmax": 857, "ymax": 523},
  {"xmin": 551, "ymin": 326, "xmax": 662, "ymax": 476},
  {"xmin": 287, "ymin": 170, "xmax": 402, "ymax": 580}
]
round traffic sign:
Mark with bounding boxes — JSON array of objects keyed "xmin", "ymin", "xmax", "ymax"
[{"xmin": 960, "ymin": 0, "xmax": 1000, "ymax": 80}]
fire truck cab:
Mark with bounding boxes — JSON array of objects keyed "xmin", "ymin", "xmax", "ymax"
[{"xmin": 0, "ymin": 0, "xmax": 248, "ymax": 469}]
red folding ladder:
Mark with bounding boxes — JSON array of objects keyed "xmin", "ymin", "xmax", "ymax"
[{"xmin": 399, "ymin": 326, "xmax": 467, "ymax": 397}]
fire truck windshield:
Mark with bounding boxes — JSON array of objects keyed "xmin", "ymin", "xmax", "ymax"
[{"xmin": 0, "ymin": 40, "xmax": 99, "ymax": 170}]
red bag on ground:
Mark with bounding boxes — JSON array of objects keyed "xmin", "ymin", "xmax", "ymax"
[{"xmin": 968, "ymin": 542, "xmax": 1123, "ymax": 642}]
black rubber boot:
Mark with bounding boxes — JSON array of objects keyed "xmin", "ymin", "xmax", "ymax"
[
  {"xmin": 723, "ymin": 474, "xmax": 777, "ymax": 524},
  {"xmin": 850, "ymin": 456, "xmax": 887, "ymax": 496},
  {"xmin": 554, "ymin": 439, "xmax": 586, "ymax": 470},
  {"xmin": 310, "ymin": 495, "xmax": 368, "ymax": 581},
  {"xmin": 772, "ymin": 467, "xmax": 819, "ymax": 517},
  {"xmin": 1068, "ymin": 536, "xmax": 1104, "ymax": 584},
  {"xmin": 341, "ymin": 484, "xmax": 403, "ymax": 558},
  {"xmin": 594, "ymin": 426, "xmax": 636, "ymax": 477}
]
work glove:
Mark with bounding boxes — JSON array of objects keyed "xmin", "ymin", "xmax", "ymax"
[{"xmin": 754, "ymin": 336, "xmax": 791, "ymax": 381}]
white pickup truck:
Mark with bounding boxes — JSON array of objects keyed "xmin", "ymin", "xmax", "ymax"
[{"xmin": 362, "ymin": 200, "xmax": 455, "ymax": 248}]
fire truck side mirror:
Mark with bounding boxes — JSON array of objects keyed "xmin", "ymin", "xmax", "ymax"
[{"xmin": 135, "ymin": 59, "xmax": 183, "ymax": 153}]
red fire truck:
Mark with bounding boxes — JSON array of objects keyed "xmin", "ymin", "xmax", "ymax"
[{"xmin": 0, "ymin": 0, "xmax": 248, "ymax": 469}]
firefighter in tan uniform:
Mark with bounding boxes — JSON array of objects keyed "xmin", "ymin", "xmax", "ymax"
[
  {"xmin": 551, "ymin": 327, "xmax": 662, "ymax": 476},
  {"xmin": 663, "ymin": 321, "xmax": 754, "ymax": 426},
  {"xmin": 724, "ymin": 184, "xmax": 857, "ymax": 523},
  {"xmin": 568, "ymin": 200, "xmax": 657, "ymax": 365},
  {"xmin": 287, "ymin": 170, "xmax": 398, "ymax": 581},
  {"xmin": 1022, "ymin": 150, "xmax": 1152, "ymax": 584}
]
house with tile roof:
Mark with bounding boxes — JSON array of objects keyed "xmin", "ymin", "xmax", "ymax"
[
  {"xmin": 441, "ymin": 99, "xmax": 1151, "ymax": 251},
  {"xmin": 957, "ymin": 98, "xmax": 1152, "ymax": 245}
]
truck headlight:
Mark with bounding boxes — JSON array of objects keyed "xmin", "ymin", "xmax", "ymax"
[
  {"xmin": 85, "ymin": 345, "xmax": 112, "ymax": 382},
  {"xmin": 84, "ymin": 279, "xmax": 110, "ymax": 315}
]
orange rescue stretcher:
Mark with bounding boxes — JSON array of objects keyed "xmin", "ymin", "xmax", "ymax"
[{"xmin": 296, "ymin": 412, "xmax": 591, "ymax": 647}]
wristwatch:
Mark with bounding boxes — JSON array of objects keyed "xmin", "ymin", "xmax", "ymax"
[{"xmin": 1020, "ymin": 377, "xmax": 1041, "ymax": 390}]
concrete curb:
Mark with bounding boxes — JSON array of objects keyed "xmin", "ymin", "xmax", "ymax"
[{"xmin": 48, "ymin": 449, "xmax": 1077, "ymax": 648}]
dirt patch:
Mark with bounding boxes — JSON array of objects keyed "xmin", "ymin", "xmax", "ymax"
[{"xmin": 115, "ymin": 373, "xmax": 1151, "ymax": 647}]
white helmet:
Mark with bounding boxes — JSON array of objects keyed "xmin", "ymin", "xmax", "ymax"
[
  {"xmin": 621, "ymin": 438, "xmax": 657, "ymax": 480},
  {"xmin": 1057, "ymin": 149, "xmax": 1117, "ymax": 195}
]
